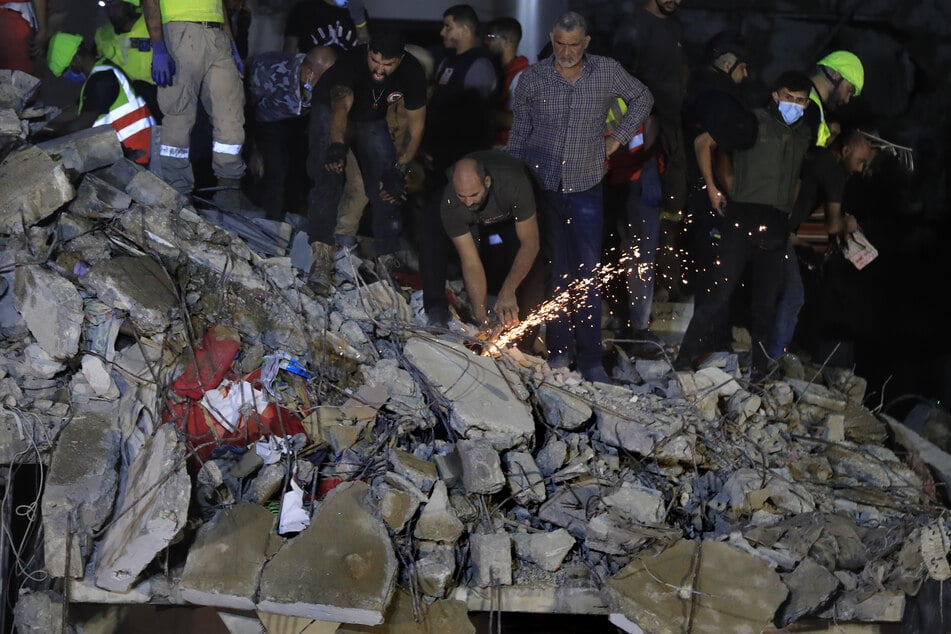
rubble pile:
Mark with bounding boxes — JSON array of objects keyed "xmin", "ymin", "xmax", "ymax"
[{"xmin": 2, "ymin": 69, "xmax": 950, "ymax": 633}]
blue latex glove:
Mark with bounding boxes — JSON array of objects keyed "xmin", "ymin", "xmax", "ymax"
[
  {"xmin": 640, "ymin": 158, "xmax": 663, "ymax": 208},
  {"xmin": 151, "ymin": 40, "xmax": 175, "ymax": 87},
  {"xmin": 230, "ymin": 40, "xmax": 243, "ymax": 75}
]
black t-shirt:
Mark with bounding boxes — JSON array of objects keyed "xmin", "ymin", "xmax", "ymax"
[
  {"xmin": 682, "ymin": 68, "xmax": 756, "ymax": 181},
  {"xmin": 330, "ymin": 45, "xmax": 427, "ymax": 122},
  {"xmin": 285, "ymin": 1, "xmax": 362, "ymax": 52},
  {"xmin": 80, "ymin": 70, "xmax": 120, "ymax": 115},
  {"xmin": 618, "ymin": 8, "xmax": 686, "ymax": 112},
  {"xmin": 441, "ymin": 150, "xmax": 535, "ymax": 238},
  {"xmin": 790, "ymin": 147, "xmax": 846, "ymax": 230}
]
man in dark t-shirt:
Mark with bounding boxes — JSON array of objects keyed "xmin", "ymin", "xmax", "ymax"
[
  {"xmin": 306, "ymin": 29, "xmax": 427, "ymax": 268},
  {"xmin": 770, "ymin": 129, "xmax": 872, "ymax": 358},
  {"xmin": 284, "ymin": 0, "xmax": 368, "ymax": 53},
  {"xmin": 441, "ymin": 150, "xmax": 542, "ymax": 327}
]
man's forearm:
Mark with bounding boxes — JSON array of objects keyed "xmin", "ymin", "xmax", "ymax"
[
  {"xmin": 398, "ymin": 108, "xmax": 425, "ymax": 165},
  {"xmin": 328, "ymin": 87, "xmax": 353, "ymax": 143},
  {"xmin": 460, "ymin": 257, "xmax": 489, "ymax": 322},
  {"xmin": 500, "ymin": 241, "xmax": 537, "ymax": 298},
  {"xmin": 141, "ymin": 0, "xmax": 164, "ymax": 41}
]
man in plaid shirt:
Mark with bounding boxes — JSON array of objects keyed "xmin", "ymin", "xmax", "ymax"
[{"xmin": 508, "ymin": 11, "xmax": 652, "ymax": 383}]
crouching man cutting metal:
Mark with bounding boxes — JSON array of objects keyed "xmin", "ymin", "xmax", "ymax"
[{"xmin": 441, "ymin": 150, "xmax": 545, "ymax": 335}]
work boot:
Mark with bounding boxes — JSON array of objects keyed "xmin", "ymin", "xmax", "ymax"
[
  {"xmin": 308, "ymin": 240, "xmax": 336, "ymax": 295},
  {"xmin": 213, "ymin": 178, "xmax": 265, "ymax": 218}
]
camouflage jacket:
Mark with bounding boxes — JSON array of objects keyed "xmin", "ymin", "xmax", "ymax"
[{"xmin": 247, "ymin": 51, "xmax": 310, "ymax": 122}]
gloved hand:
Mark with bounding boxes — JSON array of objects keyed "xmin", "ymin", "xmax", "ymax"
[
  {"xmin": 324, "ymin": 142, "xmax": 347, "ymax": 173},
  {"xmin": 151, "ymin": 40, "xmax": 176, "ymax": 87},
  {"xmin": 640, "ymin": 158, "xmax": 663, "ymax": 208},
  {"xmin": 379, "ymin": 166, "xmax": 406, "ymax": 202},
  {"xmin": 230, "ymin": 40, "xmax": 243, "ymax": 75}
]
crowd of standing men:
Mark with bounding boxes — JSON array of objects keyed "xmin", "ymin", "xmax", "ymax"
[{"xmin": 15, "ymin": 0, "xmax": 874, "ymax": 385}]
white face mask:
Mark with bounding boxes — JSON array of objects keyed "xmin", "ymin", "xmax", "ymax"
[{"xmin": 778, "ymin": 101, "xmax": 805, "ymax": 125}]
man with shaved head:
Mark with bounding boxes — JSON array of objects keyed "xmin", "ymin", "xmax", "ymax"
[{"xmin": 441, "ymin": 150, "xmax": 542, "ymax": 328}]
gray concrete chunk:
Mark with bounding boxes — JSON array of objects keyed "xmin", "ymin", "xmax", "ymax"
[
  {"xmin": 536, "ymin": 384, "xmax": 592, "ymax": 430},
  {"xmin": 94, "ymin": 424, "xmax": 191, "ymax": 592},
  {"xmin": 258, "ymin": 481, "xmax": 397, "ymax": 626},
  {"xmin": 41, "ymin": 411, "xmax": 121, "ymax": 578},
  {"xmin": 414, "ymin": 480, "xmax": 464, "ymax": 543},
  {"xmin": 13, "ymin": 264, "xmax": 83, "ymax": 359},
  {"xmin": 0, "ymin": 146, "xmax": 73, "ymax": 233},
  {"xmin": 0, "ymin": 69, "xmax": 41, "ymax": 112},
  {"xmin": 81, "ymin": 255, "xmax": 177, "ymax": 334},
  {"xmin": 457, "ymin": 439, "xmax": 505, "ymax": 495},
  {"xmin": 512, "ymin": 529, "xmax": 575, "ymax": 572},
  {"xmin": 468, "ymin": 533, "xmax": 512, "ymax": 587},
  {"xmin": 402, "ymin": 337, "xmax": 534, "ymax": 450},
  {"xmin": 503, "ymin": 451, "xmax": 546, "ymax": 504},
  {"xmin": 37, "ymin": 125, "xmax": 123, "ymax": 173},
  {"xmin": 180, "ymin": 503, "xmax": 276, "ymax": 610},
  {"xmin": 69, "ymin": 173, "xmax": 132, "ymax": 218}
]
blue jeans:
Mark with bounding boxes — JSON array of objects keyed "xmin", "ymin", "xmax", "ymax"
[
  {"xmin": 769, "ymin": 241, "xmax": 805, "ymax": 357},
  {"xmin": 307, "ymin": 110, "xmax": 401, "ymax": 255},
  {"xmin": 539, "ymin": 185, "xmax": 605, "ymax": 373},
  {"xmin": 624, "ymin": 162, "xmax": 661, "ymax": 331}
]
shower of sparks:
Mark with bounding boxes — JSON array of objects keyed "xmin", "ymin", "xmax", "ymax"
[{"xmin": 494, "ymin": 247, "xmax": 639, "ymax": 348}]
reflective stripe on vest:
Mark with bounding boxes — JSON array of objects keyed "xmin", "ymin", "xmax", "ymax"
[
  {"xmin": 81, "ymin": 63, "xmax": 155, "ymax": 164},
  {"xmin": 809, "ymin": 89, "xmax": 831, "ymax": 147}
]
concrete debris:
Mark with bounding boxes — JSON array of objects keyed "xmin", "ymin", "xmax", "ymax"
[
  {"xmin": 94, "ymin": 424, "xmax": 191, "ymax": 592},
  {"xmin": 0, "ymin": 145, "xmax": 74, "ymax": 233},
  {"xmin": 180, "ymin": 503, "xmax": 277, "ymax": 610},
  {"xmin": 413, "ymin": 480, "xmax": 464, "ymax": 543},
  {"xmin": 608, "ymin": 539, "xmax": 789, "ymax": 634},
  {"xmin": 258, "ymin": 481, "xmax": 397, "ymax": 625},
  {"xmin": 402, "ymin": 336, "xmax": 534, "ymax": 449},
  {"xmin": 41, "ymin": 411, "xmax": 121, "ymax": 578},
  {"xmin": 0, "ymin": 87, "xmax": 946, "ymax": 633},
  {"xmin": 37, "ymin": 125, "xmax": 124, "ymax": 174}
]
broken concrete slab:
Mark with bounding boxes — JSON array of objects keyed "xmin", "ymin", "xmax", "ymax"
[
  {"xmin": 402, "ymin": 337, "xmax": 534, "ymax": 450},
  {"xmin": 375, "ymin": 484, "xmax": 419, "ymax": 533},
  {"xmin": 37, "ymin": 125, "xmax": 123, "ymax": 174},
  {"xmin": 415, "ymin": 541, "xmax": 457, "ymax": 598},
  {"xmin": 538, "ymin": 481, "xmax": 603, "ymax": 539},
  {"xmin": 0, "ymin": 69, "xmax": 41, "ymax": 112},
  {"xmin": 512, "ymin": 529, "xmax": 575, "ymax": 572},
  {"xmin": 12, "ymin": 590, "xmax": 65, "ymax": 634},
  {"xmin": 180, "ymin": 503, "xmax": 277, "ymax": 610},
  {"xmin": 0, "ymin": 145, "xmax": 74, "ymax": 234},
  {"xmin": 338, "ymin": 589, "xmax": 475, "ymax": 634},
  {"xmin": 786, "ymin": 378, "xmax": 848, "ymax": 411},
  {"xmin": 535, "ymin": 383, "xmax": 592, "ymax": 430},
  {"xmin": 608, "ymin": 539, "xmax": 788, "ymax": 634},
  {"xmin": 457, "ymin": 438, "xmax": 505, "ymax": 495},
  {"xmin": 468, "ymin": 532, "xmax": 512, "ymax": 587},
  {"xmin": 503, "ymin": 451, "xmax": 546, "ymax": 505},
  {"xmin": 69, "ymin": 173, "xmax": 133, "ymax": 218},
  {"xmin": 602, "ymin": 481, "xmax": 666, "ymax": 526},
  {"xmin": 13, "ymin": 264, "xmax": 83, "ymax": 359},
  {"xmin": 81, "ymin": 255, "xmax": 178, "ymax": 334},
  {"xmin": 389, "ymin": 448, "xmax": 438, "ymax": 494},
  {"xmin": 778, "ymin": 557, "xmax": 841, "ymax": 626},
  {"xmin": 258, "ymin": 481, "xmax": 397, "ymax": 626},
  {"xmin": 95, "ymin": 424, "xmax": 191, "ymax": 592},
  {"xmin": 413, "ymin": 480, "xmax": 464, "ymax": 543},
  {"xmin": 41, "ymin": 411, "xmax": 121, "ymax": 578}
]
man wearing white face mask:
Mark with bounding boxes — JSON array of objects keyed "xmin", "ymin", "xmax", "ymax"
[{"xmin": 675, "ymin": 70, "xmax": 814, "ymax": 382}]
